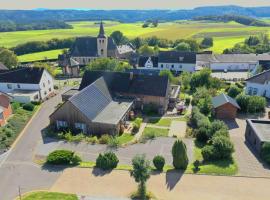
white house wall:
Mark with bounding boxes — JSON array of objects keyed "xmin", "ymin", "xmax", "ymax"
[
  {"xmin": 38, "ymin": 70, "xmax": 54, "ymax": 100},
  {"xmin": 210, "ymin": 62, "xmax": 258, "ymax": 71},
  {"xmin": 158, "ymin": 63, "xmax": 196, "ymax": 72},
  {"xmin": 0, "ymin": 83, "xmax": 40, "ymax": 93},
  {"xmin": 246, "ymin": 82, "xmax": 270, "ymax": 98}
]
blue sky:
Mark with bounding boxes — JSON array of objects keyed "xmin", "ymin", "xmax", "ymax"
[{"xmin": 0, "ymin": 0, "xmax": 270, "ymax": 9}]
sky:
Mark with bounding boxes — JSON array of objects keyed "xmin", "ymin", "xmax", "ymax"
[{"xmin": 0, "ymin": 0, "xmax": 270, "ymax": 10}]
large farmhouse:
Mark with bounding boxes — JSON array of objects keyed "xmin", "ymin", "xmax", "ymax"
[
  {"xmin": 196, "ymin": 54, "xmax": 270, "ymax": 72},
  {"xmin": 245, "ymin": 69, "xmax": 270, "ymax": 98},
  {"xmin": 137, "ymin": 51, "xmax": 196, "ymax": 73},
  {"xmin": 59, "ymin": 22, "xmax": 135, "ymax": 76},
  {"xmin": 0, "ymin": 67, "xmax": 54, "ymax": 103},
  {"xmin": 50, "ymin": 71, "xmax": 171, "ymax": 135}
]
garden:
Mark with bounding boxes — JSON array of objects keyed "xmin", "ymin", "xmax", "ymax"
[{"xmin": 19, "ymin": 191, "xmax": 78, "ymax": 200}]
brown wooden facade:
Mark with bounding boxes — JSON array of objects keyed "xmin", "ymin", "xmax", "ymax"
[{"xmin": 214, "ymin": 103, "xmax": 238, "ymax": 119}]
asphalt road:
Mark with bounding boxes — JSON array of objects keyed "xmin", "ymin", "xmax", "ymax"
[{"xmin": 0, "ymin": 90, "xmax": 66, "ymax": 200}]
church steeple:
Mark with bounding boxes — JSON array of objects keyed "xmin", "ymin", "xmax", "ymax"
[{"xmin": 98, "ymin": 21, "xmax": 106, "ymax": 38}]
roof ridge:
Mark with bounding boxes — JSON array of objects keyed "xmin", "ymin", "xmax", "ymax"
[{"xmin": 246, "ymin": 69, "xmax": 270, "ymax": 81}]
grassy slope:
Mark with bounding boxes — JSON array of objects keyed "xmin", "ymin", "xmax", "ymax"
[
  {"xmin": 18, "ymin": 49, "xmax": 65, "ymax": 62},
  {"xmin": 143, "ymin": 127, "xmax": 169, "ymax": 137},
  {"xmin": 21, "ymin": 191, "xmax": 78, "ymax": 200}
]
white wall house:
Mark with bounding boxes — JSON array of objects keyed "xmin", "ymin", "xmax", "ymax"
[
  {"xmin": 196, "ymin": 54, "xmax": 265, "ymax": 73},
  {"xmin": 0, "ymin": 68, "xmax": 54, "ymax": 103},
  {"xmin": 245, "ymin": 70, "xmax": 270, "ymax": 98},
  {"xmin": 138, "ymin": 51, "xmax": 197, "ymax": 73}
]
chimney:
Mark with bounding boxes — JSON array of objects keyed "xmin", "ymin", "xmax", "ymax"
[{"xmin": 129, "ymin": 72, "xmax": 134, "ymax": 80}]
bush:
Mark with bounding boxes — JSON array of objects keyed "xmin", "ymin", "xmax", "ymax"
[
  {"xmin": 31, "ymin": 101, "xmax": 41, "ymax": 105},
  {"xmin": 261, "ymin": 142, "xmax": 270, "ymax": 164},
  {"xmin": 195, "ymin": 126, "xmax": 211, "ymax": 142},
  {"xmin": 22, "ymin": 103, "xmax": 35, "ymax": 111},
  {"xmin": 227, "ymin": 85, "xmax": 242, "ymax": 98},
  {"xmin": 143, "ymin": 103, "xmax": 158, "ymax": 115},
  {"xmin": 185, "ymin": 97, "xmax": 191, "ymax": 106},
  {"xmin": 210, "ymin": 120, "xmax": 228, "ymax": 138},
  {"xmin": 153, "ymin": 155, "xmax": 165, "ymax": 171},
  {"xmin": 236, "ymin": 94, "xmax": 266, "ymax": 113},
  {"xmin": 99, "ymin": 134, "xmax": 110, "ymax": 144},
  {"xmin": 46, "ymin": 150, "xmax": 81, "ymax": 165},
  {"xmin": 202, "ymin": 136, "xmax": 234, "ymax": 161},
  {"xmin": 96, "ymin": 152, "xmax": 119, "ymax": 170},
  {"xmin": 108, "ymin": 136, "xmax": 120, "ymax": 148},
  {"xmin": 132, "ymin": 117, "xmax": 143, "ymax": 132},
  {"xmin": 11, "ymin": 102, "xmax": 21, "ymax": 112},
  {"xmin": 85, "ymin": 136, "xmax": 98, "ymax": 144},
  {"xmin": 172, "ymin": 140, "xmax": 189, "ymax": 170}
]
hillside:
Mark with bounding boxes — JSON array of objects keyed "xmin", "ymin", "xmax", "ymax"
[
  {"xmin": 0, "ymin": 6, "xmax": 270, "ymax": 23},
  {"xmin": 193, "ymin": 15, "xmax": 270, "ymax": 27}
]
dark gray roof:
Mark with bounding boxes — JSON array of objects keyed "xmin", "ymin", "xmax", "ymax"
[
  {"xmin": 68, "ymin": 77, "xmax": 133, "ymax": 125},
  {"xmin": 246, "ymin": 69, "xmax": 270, "ymax": 84},
  {"xmin": 212, "ymin": 93, "xmax": 240, "ymax": 109},
  {"xmin": 98, "ymin": 21, "xmax": 106, "ymax": 38},
  {"xmin": 247, "ymin": 119, "xmax": 270, "ymax": 142},
  {"xmin": 80, "ymin": 71, "xmax": 169, "ymax": 97},
  {"xmin": 158, "ymin": 51, "xmax": 196, "ymax": 64},
  {"xmin": 138, "ymin": 56, "xmax": 158, "ymax": 68},
  {"xmin": 0, "ymin": 67, "xmax": 44, "ymax": 84},
  {"xmin": 70, "ymin": 37, "xmax": 117, "ymax": 57}
]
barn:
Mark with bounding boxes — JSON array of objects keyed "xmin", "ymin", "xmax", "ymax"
[{"xmin": 212, "ymin": 93, "xmax": 240, "ymax": 119}]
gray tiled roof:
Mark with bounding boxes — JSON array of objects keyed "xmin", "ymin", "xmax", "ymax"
[
  {"xmin": 158, "ymin": 51, "xmax": 196, "ymax": 64},
  {"xmin": 197, "ymin": 54, "xmax": 270, "ymax": 63},
  {"xmin": 212, "ymin": 93, "xmax": 240, "ymax": 109},
  {"xmin": 246, "ymin": 69, "xmax": 270, "ymax": 84},
  {"xmin": 69, "ymin": 77, "xmax": 112, "ymax": 121}
]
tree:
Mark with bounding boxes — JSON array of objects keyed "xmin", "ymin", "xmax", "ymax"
[
  {"xmin": 174, "ymin": 42, "xmax": 191, "ymax": 52},
  {"xmin": 86, "ymin": 58, "xmax": 131, "ymax": 72},
  {"xmin": 197, "ymin": 96, "xmax": 212, "ymax": 115},
  {"xmin": 0, "ymin": 48, "xmax": 18, "ymax": 68},
  {"xmin": 110, "ymin": 31, "xmax": 127, "ymax": 45},
  {"xmin": 131, "ymin": 37, "xmax": 145, "ymax": 49},
  {"xmin": 172, "ymin": 140, "xmax": 189, "ymax": 170},
  {"xmin": 190, "ymin": 68, "xmax": 212, "ymax": 91},
  {"xmin": 153, "ymin": 155, "xmax": 165, "ymax": 171},
  {"xmin": 159, "ymin": 69, "xmax": 174, "ymax": 82},
  {"xmin": 138, "ymin": 45, "xmax": 156, "ymax": 56},
  {"xmin": 130, "ymin": 155, "xmax": 151, "ymax": 200},
  {"xmin": 180, "ymin": 72, "xmax": 191, "ymax": 92},
  {"xmin": 227, "ymin": 85, "xmax": 242, "ymax": 98},
  {"xmin": 245, "ymin": 36, "xmax": 260, "ymax": 46},
  {"xmin": 201, "ymin": 37, "xmax": 213, "ymax": 48}
]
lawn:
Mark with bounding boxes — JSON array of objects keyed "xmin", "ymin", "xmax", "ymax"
[
  {"xmin": 21, "ymin": 191, "xmax": 78, "ymax": 200},
  {"xmin": 0, "ymin": 105, "xmax": 39, "ymax": 151},
  {"xmin": 142, "ymin": 127, "xmax": 169, "ymax": 139},
  {"xmin": 18, "ymin": 49, "xmax": 66, "ymax": 62},
  {"xmin": 186, "ymin": 141, "xmax": 238, "ymax": 175},
  {"xmin": 116, "ymin": 133, "xmax": 134, "ymax": 145},
  {"xmin": 147, "ymin": 117, "xmax": 186, "ymax": 127}
]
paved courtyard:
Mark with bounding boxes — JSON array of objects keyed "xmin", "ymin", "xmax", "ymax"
[
  {"xmin": 226, "ymin": 118, "xmax": 270, "ymax": 177},
  {"xmin": 35, "ymin": 137, "xmax": 194, "ymax": 165}
]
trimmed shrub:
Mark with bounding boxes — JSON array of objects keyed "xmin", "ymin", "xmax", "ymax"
[
  {"xmin": 46, "ymin": 150, "xmax": 81, "ymax": 165},
  {"xmin": 85, "ymin": 136, "xmax": 98, "ymax": 144},
  {"xmin": 227, "ymin": 85, "xmax": 242, "ymax": 98},
  {"xmin": 201, "ymin": 145, "xmax": 215, "ymax": 161},
  {"xmin": 132, "ymin": 117, "xmax": 143, "ymax": 132},
  {"xmin": 11, "ymin": 102, "xmax": 21, "ymax": 112},
  {"xmin": 195, "ymin": 126, "xmax": 211, "ymax": 142},
  {"xmin": 99, "ymin": 134, "xmax": 110, "ymax": 144},
  {"xmin": 236, "ymin": 94, "xmax": 266, "ymax": 113},
  {"xmin": 210, "ymin": 120, "xmax": 228, "ymax": 138},
  {"xmin": 108, "ymin": 136, "xmax": 120, "ymax": 148},
  {"xmin": 22, "ymin": 103, "xmax": 35, "ymax": 111},
  {"xmin": 261, "ymin": 142, "xmax": 270, "ymax": 164},
  {"xmin": 153, "ymin": 155, "xmax": 165, "ymax": 171},
  {"xmin": 236, "ymin": 93, "xmax": 249, "ymax": 112},
  {"xmin": 96, "ymin": 152, "xmax": 119, "ymax": 170},
  {"xmin": 172, "ymin": 140, "xmax": 189, "ymax": 170}
]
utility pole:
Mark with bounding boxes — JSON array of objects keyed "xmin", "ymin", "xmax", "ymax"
[{"xmin": 18, "ymin": 186, "xmax": 22, "ymax": 200}]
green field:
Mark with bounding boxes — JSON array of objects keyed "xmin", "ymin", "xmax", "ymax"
[
  {"xmin": 21, "ymin": 191, "xmax": 78, "ymax": 200},
  {"xmin": 3, "ymin": 20, "xmax": 270, "ymax": 62},
  {"xmin": 18, "ymin": 49, "xmax": 66, "ymax": 62}
]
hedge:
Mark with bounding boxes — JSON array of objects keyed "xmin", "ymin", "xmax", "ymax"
[
  {"xmin": 46, "ymin": 150, "xmax": 81, "ymax": 165},
  {"xmin": 96, "ymin": 152, "xmax": 119, "ymax": 170}
]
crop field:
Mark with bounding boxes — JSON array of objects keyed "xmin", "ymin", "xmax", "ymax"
[
  {"xmin": 18, "ymin": 49, "xmax": 66, "ymax": 62},
  {"xmin": 2, "ymin": 20, "xmax": 270, "ymax": 61}
]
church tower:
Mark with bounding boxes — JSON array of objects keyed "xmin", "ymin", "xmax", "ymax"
[{"xmin": 97, "ymin": 21, "xmax": 108, "ymax": 57}]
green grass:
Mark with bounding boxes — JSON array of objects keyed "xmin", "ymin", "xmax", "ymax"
[
  {"xmin": 0, "ymin": 105, "xmax": 39, "ymax": 150},
  {"xmin": 116, "ymin": 133, "xmax": 134, "ymax": 145},
  {"xmin": 187, "ymin": 141, "xmax": 238, "ymax": 175},
  {"xmin": 21, "ymin": 191, "xmax": 78, "ymax": 200},
  {"xmin": 18, "ymin": 49, "xmax": 66, "ymax": 62},
  {"xmin": 1, "ymin": 20, "xmax": 270, "ymax": 54},
  {"xmin": 142, "ymin": 127, "xmax": 169, "ymax": 138},
  {"xmin": 147, "ymin": 117, "xmax": 186, "ymax": 127}
]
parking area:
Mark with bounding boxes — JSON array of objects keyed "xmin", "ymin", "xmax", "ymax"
[
  {"xmin": 225, "ymin": 118, "xmax": 270, "ymax": 177},
  {"xmin": 35, "ymin": 137, "xmax": 194, "ymax": 165}
]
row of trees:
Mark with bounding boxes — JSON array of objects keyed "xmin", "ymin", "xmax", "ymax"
[
  {"xmin": 224, "ymin": 34, "xmax": 270, "ymax": 54},
  {"xmin": 0, "ymin": 47, "xmax": 18, "ymax": 68},
  {"xmin": 0, "ymin": 20, "xmax": 72, "ymax": 32}
]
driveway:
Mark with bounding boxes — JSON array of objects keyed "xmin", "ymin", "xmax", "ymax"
[
  {"xmin": 35, "ymin": 137, "xmax": 194, "ymax": 165},
  {"xmin": 225, "ymin": 118, "xmax": 270, "ymax": 177},
  {"xmin": 51, "ymin": 168, "xmax": 270, "ymax": 200},
  {"xmin": 0, "ymin": 88, "xmax": 71, "ymax": 200}
]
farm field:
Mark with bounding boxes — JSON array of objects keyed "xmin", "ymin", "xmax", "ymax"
[
  {"xmin": 18, "ymin": 49, "xmax": 66, "ymax": 62},
  {"xmin": 3, "ymin": 20, "xmax": 270, "ymax": 62}
]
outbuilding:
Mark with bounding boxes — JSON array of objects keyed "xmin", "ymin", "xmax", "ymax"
[
  {"xmin": 212, "ymin": 93, "xmax": 240, "ymax": 119},
  {"xmin": 245, "ymin": 119, "xmax": 270, "ymax": 154}
]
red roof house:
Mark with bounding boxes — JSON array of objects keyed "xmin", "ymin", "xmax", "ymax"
[{"xmin": 0, "ymin": 93, "xmax": 12, "ymax": 126}]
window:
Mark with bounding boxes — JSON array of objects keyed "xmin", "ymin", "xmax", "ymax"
[
  {"xmin": 179, "ymin": 65, "xmax": 182, "ymax": 68},
  {"xmin": 49, "ymin": 88, "xmax": 52, "ymax": 92},
  {"xmin": 17, "ymin": 84, "xmax": 21, "ymax": 89},
  {"xmin": 0, "ymin": 112, "xmax": 3, "ymax": 119},
  {"xmin": 160, "ymin": 64, "xmax": 163, "ymax": 68},
  {"xmin": 102, "ymin": 40, "xmax": 104, "ymax": 43},
  {"xmin": 248, "ymin": 87, "xmax": 252, "ymax": 95},
  {"xmin": 43, "ymin": 83, "xmax": 45, "ymax": 88},
  {"xmin": 101, "ymin": 49, "xmax": 104, "ymax": 55},
  {"xmin": 7, "ymin": 84, "xmax": 12, "ymax": 89},
  {"xmin": 56, "ymin": 120, "xmax": 68, "ymax": 129},
  {"xmin": 44, "ymin": 91, "xmax": 47, "ymax": 96},
  {"xmin": 99, "ymin": 40, "xmax": 101, "ymax": 44},
  {"xmin": 253, "ymin": 88, "xmax": 258, "ymax": 95},
  {"xmin": 34, "ymin": 94, "xmax": 39, "ymax": 100},
  {"xmin": 75, "ymin": 122, "xmax": 87, "ymax": 133},
  {"xmin": 48, "ymin": 80, "xmax": 50, "ymax": 85},
  {"xmin": 171, "ymin": 64, "xmax": 174, "ymax": 68}
]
